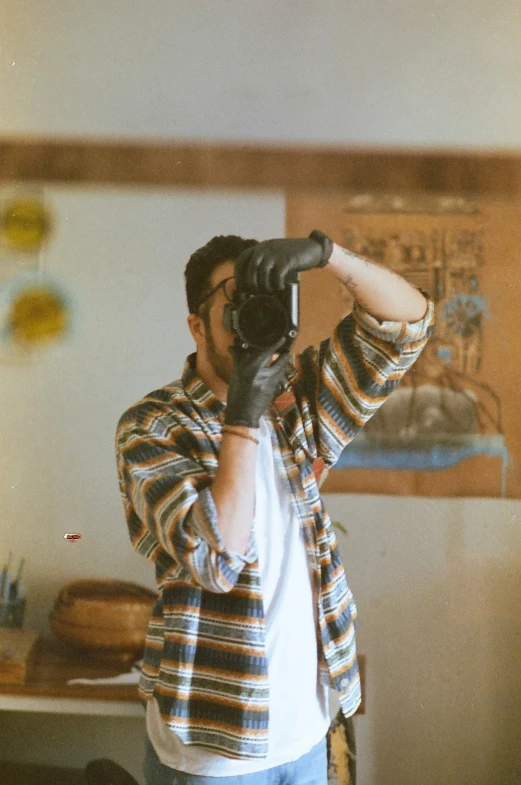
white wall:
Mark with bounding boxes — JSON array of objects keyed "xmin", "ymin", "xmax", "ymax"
[
  {"xmin": 326, "ymin": 494, "xmax": 521, "ymax": 785},
  {"xmin": 1, "ymin": 0, "xmax": 521, "ymax": 148},
  {"xmin": 1, "ymin": 2, "xmax": 521, "ymax": 784}
]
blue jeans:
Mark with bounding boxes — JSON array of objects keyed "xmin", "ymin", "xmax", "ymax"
[{"xmin": 143, "ymin": 734, "xmax": 328, "ymax": 785}]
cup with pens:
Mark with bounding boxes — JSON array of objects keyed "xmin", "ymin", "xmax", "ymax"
[{"xmin": 0, "ymin": 553, "xmax": 26, "ymax": 627}]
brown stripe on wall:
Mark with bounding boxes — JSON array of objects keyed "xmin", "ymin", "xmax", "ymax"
[{"xmin": 1, "ymin": 136, "xmax": 521, "ymax": 195}]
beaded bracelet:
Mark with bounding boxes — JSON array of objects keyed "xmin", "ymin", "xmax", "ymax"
[{"xmin": 222, "ymin": 426, "xmax": 260, "ymax": 445}]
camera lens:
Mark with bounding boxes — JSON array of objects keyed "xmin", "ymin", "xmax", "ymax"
[{"xmin": 236, "ymin": 295, "xmax": 288, "ymax": 349}]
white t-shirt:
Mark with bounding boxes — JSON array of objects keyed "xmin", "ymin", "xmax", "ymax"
[{"xmin": 146, "ymin": 416, "xmax": 330, "ymax": 775}]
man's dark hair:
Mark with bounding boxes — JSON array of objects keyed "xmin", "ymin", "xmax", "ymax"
[{"xmin": 184, "ymin": 235, "xmax": 258, "ymax": 320}]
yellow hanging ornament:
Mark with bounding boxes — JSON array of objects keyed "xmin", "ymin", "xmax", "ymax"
[
  {"xmin": 7, "ymin": 285, "xmax": 68, "ymax": 345},
  {"xmin": 0, "ymin": 273, "xmax": 73, "ymax": 353},
  {"xmin": 0, "ymin": 197, "xmax": 52, "ymax": 251}
]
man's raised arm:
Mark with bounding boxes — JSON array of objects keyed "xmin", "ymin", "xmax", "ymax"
[{"xmin": 324, "ymin": 239, "xmax": 428, "ymax": 323}]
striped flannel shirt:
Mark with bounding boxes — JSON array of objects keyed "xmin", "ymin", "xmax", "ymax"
[{"xmin": 115, "ymin": 297, "xmax": 435, "ymax": 760}]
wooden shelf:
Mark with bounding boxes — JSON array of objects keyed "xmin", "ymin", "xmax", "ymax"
[
  {"xmin": 0, "ymin": 635, "xmax": 365, "ymax": 716},
  {"xmin": 0, "ymin": 636, "xmax": 140, "ymax": 703}
]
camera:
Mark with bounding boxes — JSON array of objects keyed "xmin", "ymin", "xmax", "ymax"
[{"xmin": 223, "ymin": 271, "xmax": 299, "ymax": 352}]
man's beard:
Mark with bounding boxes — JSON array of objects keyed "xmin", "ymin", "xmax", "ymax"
[{"xmin": 205, "ymin": 324, "xmax": 232, "ymax": 385}]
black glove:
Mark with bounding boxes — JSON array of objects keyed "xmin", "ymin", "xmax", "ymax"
[
  {"xmin": 224, "ymin": 341, "xmax": 291, "ymax": 428},
  {"xmin": 234, "ymin": 230, "xmax": 333, "ymax": 294}
]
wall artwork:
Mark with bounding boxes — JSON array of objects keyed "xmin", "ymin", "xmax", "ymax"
[{"xmin": 287, "ymin": 192, "xmax": 520, "ymax": 498}]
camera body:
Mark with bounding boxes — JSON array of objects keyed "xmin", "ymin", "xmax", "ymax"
[{"xmin": 223, "ymin": 272, "xmax": 299, "ymax": 352}]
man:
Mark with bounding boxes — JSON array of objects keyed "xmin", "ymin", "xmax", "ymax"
[{"xmin": 115, "ymin": 231, "xmax": 435, "ymax": 784}]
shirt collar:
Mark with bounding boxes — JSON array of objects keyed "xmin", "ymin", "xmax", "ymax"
[{"xmin": 181, "ymin": 352, "xmax": 226, "ymax": 420}]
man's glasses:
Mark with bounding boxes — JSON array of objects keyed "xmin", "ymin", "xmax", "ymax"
[{"xmin": 195, "ymin": 276, "xmax": 235, "ymax": 313}]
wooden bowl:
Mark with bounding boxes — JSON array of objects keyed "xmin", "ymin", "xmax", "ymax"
[{"xmin": 49, "ymin": 579, "xmax": 158, "ymax": 661}]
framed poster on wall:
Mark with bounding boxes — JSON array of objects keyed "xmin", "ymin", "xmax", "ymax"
[{"xmin": 287, "ymin": 192, "xmax": 519, "ymax": 498}]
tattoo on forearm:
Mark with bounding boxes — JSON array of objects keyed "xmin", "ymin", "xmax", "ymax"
[
  {"xmin": 341, "ymin": 272, "xmax": 358, "ymax": 290},
  {"xmin": 340, "ymin": 273, "xmax": 374, "ymax": 311},
  {"xmin": 340, "ymin": 246, "xmax": 371, "ymax": 271},
  {"xmin": 338, "ymin": 246, "xmax": 389, "ymax": 311},
  {"xmin": 340, "ymin": 245, "xmax": 406, "ymax": 283}
]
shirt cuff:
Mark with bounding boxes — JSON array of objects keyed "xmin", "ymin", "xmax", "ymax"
[
  {"xmin": 352, "ymin": 294, "xmax": 435, "ymax": 346},
  {"xmin": 197, "ymin": 486, "xmax": 258, "ymax": 569}
]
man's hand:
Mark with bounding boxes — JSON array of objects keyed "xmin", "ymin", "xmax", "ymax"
[
  {"xmin": 224, "ymin": 341, "xmax": 290, "ymax": 429},
  {"xmin": 234, "ymin": 230, "xmax": 333, "ymax": 294}
]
